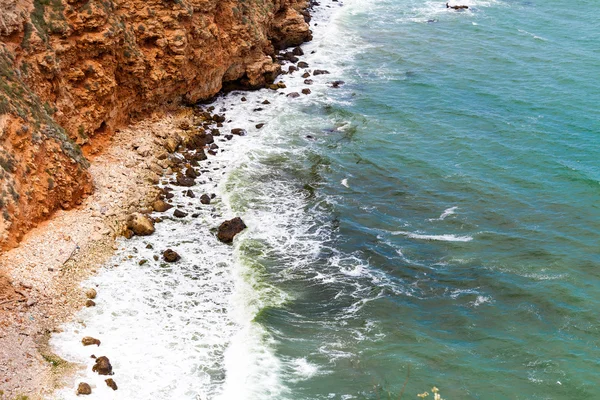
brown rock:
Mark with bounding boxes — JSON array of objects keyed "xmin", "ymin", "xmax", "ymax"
[
  {"xmin": 86, "ymin": 300, "xmax": 96, "ymax": 307},
  {"xmin": 314, "ymin": 70, "xmax": 330, "ymax": 75},
  {"xmin": 77, "ymin": 382, "xmax": 92, "ymax": 395},
  {"xmin": 127, "ymin": 213, "xmax": 155, "ymax": 236},
  {"xmin": 82, "ymin": 336, "xmax": 101, "ymax": 346},
  {"xmin": 217, "ymin": 217, "xmax": 247, "ymax": 243},
  {"xmin": 287, "ymin": 92, "xmax": 300, "ymax": 98},
  {"xmin": 297, "ymin": 61, "xmax": 309, "ymax": 68},
  {"xmin": 231, "ymin": 128, "xmax": 247, "ymax": 136},
  {"xmin": 86, "ymin": 288, "xmax": 97, "ymax": 299},
  {"xmin": 173, "ymin": 209, "xmax": 188, "ymax": 218},
  {"xmin": 153, "ymin": 200, "xmax": 173, "ymax": 213},
  {"xmin": 304, "ymin": 79, "xmax": 314, "ymax": 85},
  {"xmin": 163, "ymin": 249, "xmax": 181, "ymax": 262},
  {"xmin": 92, "ymin": 356, "xmax": 113, "ymax": 375},
  {"xmin": 200, "ymin": 194, "xmax": 211, "ymax": 205},
  {"xmin": 105, "ymin": 378, "xmax": 118, "ymax": 391},
  {"xmin": 302, "ymin": 89, "xmax": 311, "ymax": 95}
]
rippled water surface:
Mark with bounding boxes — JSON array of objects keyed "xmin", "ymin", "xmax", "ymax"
[{"xmin": 53, "ymin": 0, "xmax": 600, "ymax": 398}]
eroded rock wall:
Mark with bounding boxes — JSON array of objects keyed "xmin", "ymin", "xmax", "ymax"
[{"xmin": 0, "ymin": 0, "xmax": 311, "ymax": 249}]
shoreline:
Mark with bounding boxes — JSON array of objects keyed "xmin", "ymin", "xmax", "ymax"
[
  {"xmin": 0, "ymin": 109, "xmax": 206, "ymax": 398},
  {"xmin": 0, "ymin": 0, "xmax": 340, "ymax": 396}
]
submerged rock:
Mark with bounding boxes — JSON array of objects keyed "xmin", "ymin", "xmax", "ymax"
[
  {"xmin": 217, "ymin": 217, "xmax": 247, "ymax": 243},
  {"xmin": 92, "ymin": 356, "xmax": 113, "ymax": 375}
]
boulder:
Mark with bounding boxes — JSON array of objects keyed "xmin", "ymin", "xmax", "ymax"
[
  {"xmin": 153, "ymin": 200, "xmax": 173, "ymax": 213},
  {"xmin": 293, "ymin": 47, "xmax": 304, "ymax": 56},
  {"xmin": 200, "ymin": 194, "xmax": 211, "ymax": 205},
  {"xmin": 105, "ymin": 378, "xmax": 118, "ymax": 391},
  {"xmin": 77, "ymin": 382, "xmax": 92, "ymax": 395},
  {"xmin": 231, "ymin": 128, "xmax": 247, "ymax": 136},
  {"xmin": 173, "ymin": 209, "xmax": 188, "ymax": 218},
  {"xmin": 175, "ymin": 173, "xmax": 195, "ymax": 187},
  {"xmin": 313, "ymin": 69, "xmax": 330, "ymax": 75},
  {"xmin": 302, "ymin": 88, "xmax": 311, "ymax": 95},
  {"xmin": 163, "ymin": 249, "xmax": 181, "ymax": 262},
  {"xmin": 127, "ymin": 213, "xmax": 155, "ymax": 236},
  {"xmin": 85, "ymin": 300, "xmax": 96, "ymax": 307},
  {"xmin": 304, "ymin": 79, "xmax": 314, "ymax": 85},
  {"xmin": 255, "ymin": 124, "xmax": 265, "ymax": 129},
  {"xmin": 82, "ymin": 337, "xmax": 101, "ymax": 346},
  {"xmin": 92, "ymin": 356, "xmax": 113, "ymax": 375},
  {"xmin": 297, "ymin": 61, "xmax": 309, "ymax": 68},
  {"xmin": 164, "ymin": 137, "xmax": 180, "ymax": 153},
  {"xmin": 331, "ymin": 80, "xmax": 345, "ymax": 88},
  {"xmin": 85, "ymin": 288, "xmax": 97, "ymax": 299},
  {"xmin": 217, "ymin": 217, "xmax": 247, "ymax": 243}
]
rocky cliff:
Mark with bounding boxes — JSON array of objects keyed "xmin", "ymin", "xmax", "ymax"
[{"xmin": 0, "ymin": 0, "xmax": 311, "ymax": 249}]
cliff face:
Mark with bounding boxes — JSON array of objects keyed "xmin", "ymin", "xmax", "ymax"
[{"xmin": 0, "ymin": 0, "xmax": 311, "ymax": 249}]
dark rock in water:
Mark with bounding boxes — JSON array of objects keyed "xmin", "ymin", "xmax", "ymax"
[
  {"xmin": 253, "ymin": 107, "xmax": 264, "ymax": 112},
  {"xmin": 192, "ymin": 213, "xmax": 200, "ymax": 218},
  {"xmin": 82, "ymin": 336, "xmax": 101, "ymax": 346},
  {"xmin": 212, "ymin": 114, "xmax": 226, "ymax": 123},
  {"xmin": 163, "ymin": 249, "xmax": 181, "ymax": 262},
  {"xmin": 210, "ymin": 193, "xmax": 216, "ymax": 199},
  {"xmin": 185, "ymin": 167, "xmax": 199, "ymax": 179},
  {"xmin": 217, "ymin": 217, "xmax": 247, "ymax": 243},
  {"xmin": 173, "ymin": 209, "xmax": 188, "ymax": 218},
  {"xmin": 153, "ymin": 200, "xmax": 173, "ymax": 212},
  {"xmin": 293, "ymin": 46, "xmax": 304, "ymax": 56},
  {"xmin": 165, "ymin": 191, "xmax": 175, "ymax": 199},
  {"xmin": 241, "ymin": 97, "xmax": 247, "ymax": 102},
  {"xmin": 146, "ymin": 243, "xmax": 153, "ymax": 249},
  {"xmin": 304, "ymin": 79, "xmax": 314, "ymax": 85},
  {"xmin": 306, "ymin": 135, "xmax": 314, "ymax": 139},
  {"xmin": 287, "ymin": 92, "xmax": 300, "ymax": 98},
  {"xmin": 331, "ymin": 80, "xmax": 345, "ymax": 88},
  {"xmin": 208, "ymin": 150, "xmax": 218, "ymax": 156},
  {"xmin": 77, "ymin": 382, "xmax": 92, "ymax": 395},
  {"xmin": 153, "ymin": 255, "xmax": 159, "ymax": 261},
  {"xmin": 139, "ymin": 259, "xmax": 147, "ymax": 266},
  {"xmin": 261, "ymin": 100, "xmax": 271, "ymax": 105},
  {"xmin": 302, "ymin": 72, "xmax": 310, "ymax": 78},
  {"xmin": 297, "ymin": 61, "xmax": 309, "ymax": 69},
  {"xmin": 210, "ymin": 143, "xmax": 219, "ymax": 150},
  {"xmin": 231, "ymin": 128, "xmax": 247, "ymax": 136},
  {"xmin": 313, "ymin": 69, "xmax": 330, "ymax": 75},
  {"xmin": 176, "ymin": 173, "xmax": 195, "ymax": 187},
  {"xmin": 85, "ymin": 300, "xmax": 96, "ymax": 307},
  {"xmin": 225, "ymin": 134, "xmax": 233, "ymax": 140},
  {"xmin": 302, "ymin": 88, "xmax": 311, "ymax": 95},
  {"xmin": 105, "ymin": 379, "xmax": 118, "ymax": 391},
  {"xmin": 288, "ymin": 66, "xmax": 298, "ymax": 73},
  {"xmin": 185, "ymin": 190, "xmax": 195, "ymax": 198},
  {"xmin": 200, "ymin": 194, "xmax": 211, "ymax": 205},
  {"xmin": 92, "ymin": 356, "xmax": 113, "ymax": 375},
  {"xmin": 86, "ymin": 288, "xmax": 97, "ymax": 299},
  {"xmin": 211, "ymin": 128, "xmax": 221, "ymax": 136},
  {"xmin": 256, "ymin": 123, "xmax": 265, "ymax": 129}
]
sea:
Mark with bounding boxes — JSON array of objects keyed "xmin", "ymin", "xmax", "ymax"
[{"xmin": 51, "ymin": 0, "xmax": 600, "ymax": 398}]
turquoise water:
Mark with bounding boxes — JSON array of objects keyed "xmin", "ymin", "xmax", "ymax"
[{"xmin": 227, "ymin": 0, "xmax": 600, "ymax": 398}]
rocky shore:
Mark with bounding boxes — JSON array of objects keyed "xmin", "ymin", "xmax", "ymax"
[{"xmin": 0, "ymin": 0, "xmax": 333, "ymax": 395}]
